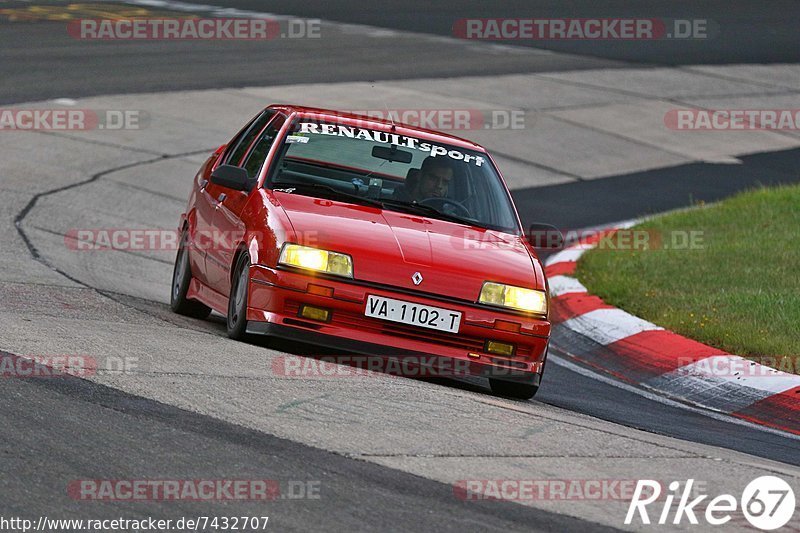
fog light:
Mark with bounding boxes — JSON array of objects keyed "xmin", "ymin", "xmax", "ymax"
[
  {"xmin": 467, "ymin": 352, "xmax": 481, "ymax": 359},
  {"xmin": 486, "ymin": 340, "xmax": 515, "ymax": 357},
  {"xmin": 299, "ymin": 305, "xmax": 330, "ymax": 322}
]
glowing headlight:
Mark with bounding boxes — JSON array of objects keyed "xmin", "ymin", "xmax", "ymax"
[
  {"xmin": 478, "ymin": 282, "xmax": 547, "ymax": 314},
  {"xmin": 279, "ymin": 244, "xmax": 353, "ymax": 278}
]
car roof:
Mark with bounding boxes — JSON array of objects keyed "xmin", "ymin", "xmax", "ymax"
[{"xmin": 266, "ymin": 104, "xmax": 487, "ymax": 152}]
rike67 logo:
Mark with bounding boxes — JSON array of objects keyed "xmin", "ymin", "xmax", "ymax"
[{"xmin": 626, "ymin": 477, "xmax": 795, "ymax": 530}]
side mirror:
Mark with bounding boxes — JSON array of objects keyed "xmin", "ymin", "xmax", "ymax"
[
  {"xmin": 211, "ymin": 164, "xmax": 251, "ymax": 191},
  {"xmin": 528, "ymin": 223, "xmax": 564, "ymax": 250}
]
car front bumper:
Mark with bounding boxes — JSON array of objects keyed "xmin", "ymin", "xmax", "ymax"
[{"xmin": 245, "ymin": 265, "xmax": 550, "ymax": 384}]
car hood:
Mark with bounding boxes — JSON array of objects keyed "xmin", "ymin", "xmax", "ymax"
[{"xmin": 275, "ymin": 192, "xmax": 544, "ymax": 301}]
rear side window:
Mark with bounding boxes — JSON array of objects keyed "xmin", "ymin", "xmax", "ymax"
[
  {"xmin": 243, "ymin": 115, "xmax": 287, "ymax": 180},
  {"xmin": 223, "ymin": 109, "xmax": 275, "ymax": 166}
]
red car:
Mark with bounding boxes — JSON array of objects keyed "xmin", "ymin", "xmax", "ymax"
[{"xmin": 171, "ymin": 105, "xmax": 551, "ymax": 399}]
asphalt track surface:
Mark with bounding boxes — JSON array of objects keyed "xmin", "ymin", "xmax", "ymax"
[
  {"xmin": 515, "ymin": 146, "xmax": 800, "ymax": 230},
  {"xmin": 185, "ymin": 0, "xmax": 800, "ymax": 65},
  {"xmin": 3, "ymin": 0, "xmax": 800, "ymax": 104},
  {"xmin": 2, "ymin": 1, "xmax": 800, "ymax": 531},
  {"xmin": 0, "ymin": 0, "xmax": 626, "ymax": 105},
  {"xmin": 2, "ymin": 356, "xmax": 617, "ymax": 532}
]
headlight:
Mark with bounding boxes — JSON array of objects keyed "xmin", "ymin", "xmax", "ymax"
[
  {"xmin": 278, "ymin": 244, "xmax": 353, "ymax": 278},
  {"xmin": 478, "ymin": 282, "xmax": 547, "ymax": 314}
]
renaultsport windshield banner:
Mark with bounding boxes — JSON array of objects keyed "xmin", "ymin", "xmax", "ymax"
[{"xmin": 295, "ymin": 122, "xmax": 487, "ymax": 167}]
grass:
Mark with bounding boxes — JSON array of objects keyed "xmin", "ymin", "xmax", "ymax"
[{"xmin": 576, "ymin": 184, "xmax": 800, "ymax": 373}]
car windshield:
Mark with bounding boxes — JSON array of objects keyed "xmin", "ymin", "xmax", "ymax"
[{"xmin": 267, "ymin": 118, "xmax": 521, "ymax": 234}]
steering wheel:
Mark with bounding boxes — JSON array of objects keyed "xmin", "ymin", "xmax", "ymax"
[{"xmin": 419, "ymin": 197, "xmax": 471, "ymax": 218}]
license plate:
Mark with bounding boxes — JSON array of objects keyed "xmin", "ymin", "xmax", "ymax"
[{"xmin": 365, "ymin": 295, "xmax": 461, "ymax": 333}]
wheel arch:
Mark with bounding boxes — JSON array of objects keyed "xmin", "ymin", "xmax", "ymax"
[{"xmin": 230, "ymin": 243, "xmax": 252, "ymax": 286}]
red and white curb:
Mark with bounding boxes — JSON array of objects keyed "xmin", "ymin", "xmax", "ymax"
[{"xmin": 544, "ymin": 225, "xmax": 800, "ymax": 436}]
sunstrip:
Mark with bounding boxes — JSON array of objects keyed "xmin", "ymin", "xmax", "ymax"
[
  {"xmin": 296, "ymin": 122, "xmax": 487, "ymax": 167},
  {"xmin": 545, "ymin": 226, "xmax": 800, "ymax": 435}
]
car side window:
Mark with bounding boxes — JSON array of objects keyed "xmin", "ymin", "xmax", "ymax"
[
  {"xmin": 223, "ymin": 109, "xmax": 276, "ymax": 167},
  {"xmin": 242, "ymin": 115, "xmax": 287, "ymax": 180}
]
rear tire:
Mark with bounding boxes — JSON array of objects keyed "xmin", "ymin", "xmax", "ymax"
[
  {"xmin": 170, "ymin": 230, "xmax": 212, "ymax": 319},
  {"xmin": 489, "ymin": 379, "xmax": 539, "ymax": 400},
  {"xmin": 227, "ymin": 252, "xmax": 250, "ymax": 340}
]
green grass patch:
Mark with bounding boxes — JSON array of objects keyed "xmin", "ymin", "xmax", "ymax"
[{"xmin": 576, "ymin": 184, "xmax": 800, "ymax": 372}]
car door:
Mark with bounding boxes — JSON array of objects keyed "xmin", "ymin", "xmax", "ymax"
[
  {"xmin": 195, "ymin": 110, "xmax": 274, "ymax": 292},
  {"xmin": 205, "ymin": 113, "xmax": 287, "ymax": 296}
]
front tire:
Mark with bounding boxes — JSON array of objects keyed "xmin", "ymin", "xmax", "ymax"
[
  {"xmin": 170, "ymin": 230, "xmax": 212, "ymax": 319},
  {"xmin": 227, "ymin": 252, "xmax": 250, "ymax": 340},
  {"xmin": 489, "ymin": 379, "xmax": 539, "ymax": 400}
]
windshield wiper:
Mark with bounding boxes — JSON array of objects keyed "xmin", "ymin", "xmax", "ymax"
[
  {"xmin": 273, "ymin": 182, "xmax": 384, "ymax": 208},
  {"xmin": 379, "ymin": 198, "xmax": 476, "ymax": 226}
]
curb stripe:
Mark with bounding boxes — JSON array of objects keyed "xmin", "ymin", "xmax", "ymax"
[
  {"xmin": 546, "ymin": 222, "xmax": 800, "ymax": 436},
  {"xmin": 732, "ymin": 387, "xmax": 800, "ymax": 436},
  {"xmin": 670, "ymin": 355, "xmax": 800, "ymax": 395},
  {"xmin": 550, "ymin": 293, "xmax": 612, "ymax": 324},
  {"xmin": 645, "ymin": 372, "xmax": 790, "ymax": 414},
  {"xmin": 553, "ymin": 323, "xmax": 680, "ymax": 385},
  {"xmin": 548, "ymin": 275, "xmax": 587, "ymax": 297},
  {"xmin": 545, "ymin": 246, "xmax": 590, "ymax": 265},
  {"xmin": 561, "ymin": 308, "xmax": 663, "ymax": 346},
  {"xmin": 607, "ymin": 330, "xmax": 724, "ymax": 375},
  {"xmin": 544, "ymin": 261, "xmax": 577, "ymax": 278}
]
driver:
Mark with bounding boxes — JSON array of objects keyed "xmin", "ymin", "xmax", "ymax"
[{"xmin": 395, "ymin": 156, "xmax": 453, "ymax": 203}]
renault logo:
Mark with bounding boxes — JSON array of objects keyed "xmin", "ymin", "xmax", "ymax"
[{"xmin": 411, "ymin": 272, "xmax": 423, "ymax": 285}]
